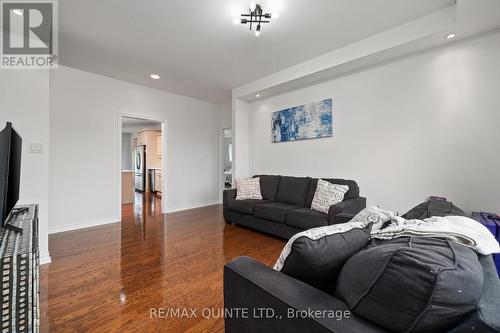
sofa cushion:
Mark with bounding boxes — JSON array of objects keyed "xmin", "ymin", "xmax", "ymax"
[
  {"xmin": 275, "ymin": 176, "xmax": 311, "ymax": 206},
  {"xmin": 254, "ymin": 202, "xmax": 300, "ymax": 223},
  {"xmin": 227, "ymin": 199, "xmax": 269, "ymax": 215},
  {"xmin": 306, "ymin": 178, "xmax": 359, "ymax": 207},
  {"xmin": 274, "ymin": 223, "xmax": 371, "ymax": 293},
  {"xmin": 335, "ymin": 237, "xmax": 483, "ymax": 333},
  {"xmin": 253, "ymin": 175, "xmax": 281, "ymax": 201},
  {"xmin": 286, "ymin": 209, "xmax": 328, "ymax": 229}
]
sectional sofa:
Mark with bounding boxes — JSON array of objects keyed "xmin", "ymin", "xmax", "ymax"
[
  {"xmin": 224, "ymin": 253, "xmax": 500, "ymax": 333},
  {"xmin": 223, "ymin": 175, "xmax": 366, "ymax": 239}
]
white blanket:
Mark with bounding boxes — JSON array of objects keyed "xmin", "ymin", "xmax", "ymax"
[
  {"xmin": 351, "ymin": 208, "xmax": 500, "ymax": 255},
  {"xmin": 273, "ymin": 208, "xmax": 500, "ymax": 272}
]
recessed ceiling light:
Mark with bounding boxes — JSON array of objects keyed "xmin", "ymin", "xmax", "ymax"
[
  {"xmin": 272, "ymin": 12, "xmax": 280, "ymax": 19},
  {"xmin": 445, "ymin": 33, "xmax": 456, "ymax": 39},
  {"xmin": 13, "ymin": 9, "xmax": 23, "ymax": 16},
  {"xmin": 256, "ymin": 94, "xmax": 260, "ymax": 98},
  {"xmin": 150, "ymin": 74, "xmax": 160, "ymax": 80},
  {"xmin": 232, "ymin": 18, "xmax": 240, "ymax": 25}
]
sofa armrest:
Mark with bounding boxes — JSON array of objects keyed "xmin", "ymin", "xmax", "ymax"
[
  {"xmin": 224, "ymin": 256, "xmax": 387, "ymax": 333},
  {"xmin": 223, "ymin": 189, "xmax": 237, "ymax": 221},
  {"xmin": 223, "ymin": 188, "xmax": 237, "ymax": 203},
  {"xmin": 222, "ymin": 188, "xmax": 236, "ymax": 210},
  {"xmin": 222, "ymin": 188, "xmax": 236, "ymax": 201},
  {"xmin": 328, "ymin": 197, "xmax": 366, "ymax": 225}
]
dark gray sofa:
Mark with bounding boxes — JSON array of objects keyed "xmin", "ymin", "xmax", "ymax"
[
  {"xmin": 224, "ymin": 254, "xmax": 500, "ymax": 333},
  {"xmin": 223, "ymin": 175, "xmax": 366, "ymax": 239}
]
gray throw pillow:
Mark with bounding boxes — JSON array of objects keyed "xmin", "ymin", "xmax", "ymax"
[{"xmin": 274, "ymin": 223, "xmax": 371, "ymax": 293}]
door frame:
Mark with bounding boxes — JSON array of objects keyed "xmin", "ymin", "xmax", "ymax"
[{"xmin": 117, "ymin": 113, "xmax": 167, "ymax": 219}]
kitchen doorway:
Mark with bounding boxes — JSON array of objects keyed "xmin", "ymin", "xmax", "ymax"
[
  {"xmin": 119, "ymin": 115, "xmax": 166, "ymax": 219},
  {"xmin": 219, "ymin": 128, "xmax": 232, "ymax": 198}
]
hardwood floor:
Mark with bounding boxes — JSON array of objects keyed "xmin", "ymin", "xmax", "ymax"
[{"xmin": 40, "ymin": 194, "xmax": 286, "ymax": 332}]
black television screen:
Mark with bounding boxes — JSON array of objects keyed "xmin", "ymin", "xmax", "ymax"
[{"xmin": 0, "ymin": 122, "xmax": 22, "ymax": 226}]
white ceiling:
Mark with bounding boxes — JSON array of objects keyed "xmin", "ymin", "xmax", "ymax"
[{"xmin": 59, "ymin": 0, "xmax": 454, "ymax": 104}]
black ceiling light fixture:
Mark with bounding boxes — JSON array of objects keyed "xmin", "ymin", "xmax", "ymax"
[{"xmin": 233, "ymin": 2, "xmax": 278, "ymax": 37}]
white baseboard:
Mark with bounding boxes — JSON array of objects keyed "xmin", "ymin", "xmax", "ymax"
[
  {"xmin": 40, "ymin": 255, "xmax": 52, "ymax": 265},
  {"xmin": 48, "ymin": 202, "xmax": 221, "ymax": 234},
  {"xmin": 166, "ymin": 201, "xmax": 220, "ymax": 214},
  {"xmin": 48, "ymin": 216, "xmax": 120, "ymax": 234}
]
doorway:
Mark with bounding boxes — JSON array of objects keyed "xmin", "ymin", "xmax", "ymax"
[
  {"xmin": 120, "ymin": 116, "xmax": 165, "ymax": 218},
  {"xmin": 220, "ymin": 128, "xmax": 233, "ymax": 196}
]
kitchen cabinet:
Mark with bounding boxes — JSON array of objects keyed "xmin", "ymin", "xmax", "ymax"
[
  {"xmin": 154, "ymin": 170, "xmax": 162, "ymax": 193},
  {"xmin": 135, "ymin": 129, "xmax": 161, "ymax": 170},
  {"xmin": 137, "ymin": 131, "xmax": 147, "ymax": 146}
]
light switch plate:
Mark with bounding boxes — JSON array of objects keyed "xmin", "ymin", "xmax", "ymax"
[{"xmin": 28, "ymin": 142, "xmax": 43, "ymax": 153}]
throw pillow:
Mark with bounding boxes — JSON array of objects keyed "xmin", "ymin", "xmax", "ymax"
[
  {"xmin": 235, "ymin": 177, "xmax": 262, "ymax": 200},
  {"xmin": 335, "ymin": 237, "xmax": 483, "ymax": 333},
  {"xmin": 274, "ymin": 222, "xmax": 371, "ymax": 293},
  {"xmin": 311, "ymin": 179, "xmax": 349, "ymax": 214}
]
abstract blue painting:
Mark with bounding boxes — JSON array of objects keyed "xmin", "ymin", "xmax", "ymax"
[{"xmin": 272, "ymin": 99, "xmax": 333, "ymax": 143}]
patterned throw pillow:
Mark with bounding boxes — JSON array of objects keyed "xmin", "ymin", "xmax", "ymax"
[
  {"xmin": 311, "ymin": 179, "xmax": 349, "ymax": 214},
  {"xmin": 350, "ymin": 206, "xmax": 397, "ymax": 229},
  {"xmin": 235, "ymin": 177, "xmax": 263, "ymax": 200}
]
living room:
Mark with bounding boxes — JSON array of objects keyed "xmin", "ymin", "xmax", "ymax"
[{"xmin": 0, "ymin": 0, "xmax": 499, "ymax": 332}]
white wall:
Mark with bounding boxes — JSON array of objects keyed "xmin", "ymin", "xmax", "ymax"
[
  {"xmin": 219, "ymin": 101, "xmax": 232, "ymax": 129},
  {"xmin": 49, "ymin": 66, "xmax": 220, "ymax": 233},
  {"xmin": 233, "ymin": 98, "xmax": 250, "ymax": 179},
  {"xmin": 247, "ymin": 32, "xmax": 500, "ymax": 214},
  {"xmin": 0, "ymin": 70, "xmax": 51, "ymax": 263}
]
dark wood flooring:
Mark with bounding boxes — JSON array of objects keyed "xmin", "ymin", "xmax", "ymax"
[{"xmin": 40, "ymin": 194, "xmax": 285, "ymax": 332}]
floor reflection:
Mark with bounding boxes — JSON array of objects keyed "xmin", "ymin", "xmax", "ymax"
[
  {"xmin": 132, "ymin": 191, "xmax": 161, "ymax": 220},
  {"xmin": 120, "ymin": 190, "xmax": 165, "ymax": 331},
  {"xmin": 41, "ymin": 193, "xmax": 285, "ymax": 332}
]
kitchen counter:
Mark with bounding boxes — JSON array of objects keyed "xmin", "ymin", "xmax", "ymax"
[{"xmin": 149, "ymin": 168, "xmax": 163, "ymax": 193}]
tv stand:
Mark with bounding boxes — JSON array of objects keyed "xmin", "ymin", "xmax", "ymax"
[
  {"xmin": 0, "ymin": 204, "xmax": 39, "ymax": 332},
  {"xmin": 12, "ymin": 206, "xmax": 29, "ymax": 214},
  {"xmin": 4, "ymin": 222, "xmax": 23, "ymax": 233},
  {"xmin": 5, "ymin": 206, "xmax": 30, "ymax": 233}
]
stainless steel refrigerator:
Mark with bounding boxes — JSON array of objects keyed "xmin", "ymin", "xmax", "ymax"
[{"xmin": 134, "ymin": 145, "xmax": 146, "ymax": 191}]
